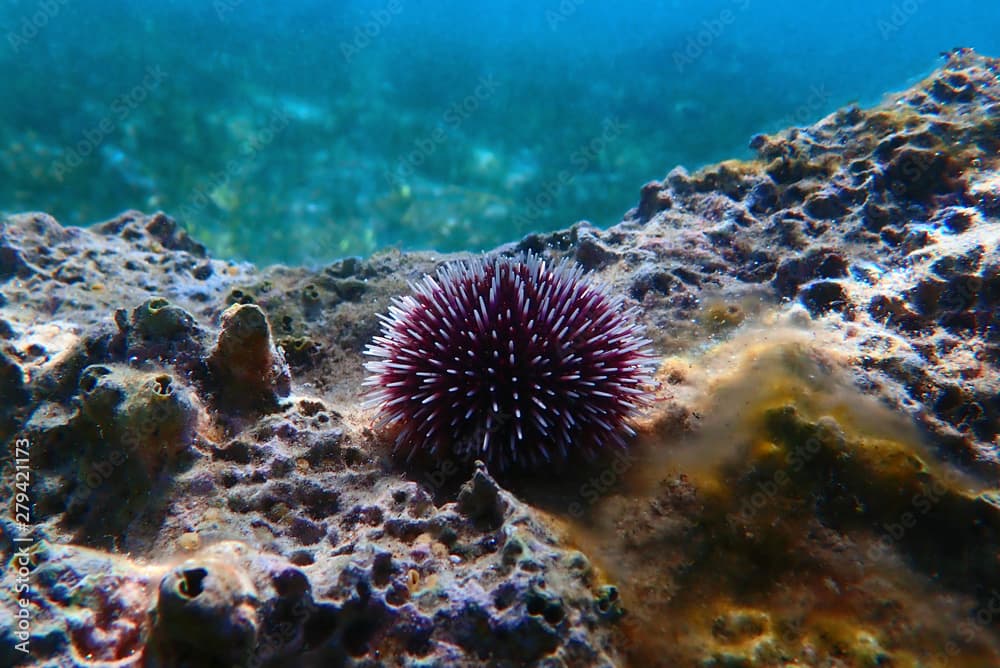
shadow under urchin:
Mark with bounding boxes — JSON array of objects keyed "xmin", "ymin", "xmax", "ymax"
[{"xmin": 364, "ymin": 251, "xmax": 656, "ymax": 475}]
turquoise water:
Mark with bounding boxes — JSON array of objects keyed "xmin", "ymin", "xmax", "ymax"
[{"xmin": 2, "ymin": 0, "xmax": 998, "ymax": 264}]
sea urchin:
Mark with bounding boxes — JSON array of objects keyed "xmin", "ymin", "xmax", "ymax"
[{"xmin": 363, "ymin": 253, "xmax": 655, "ymax": 472}]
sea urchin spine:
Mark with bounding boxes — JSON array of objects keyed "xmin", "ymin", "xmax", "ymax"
[{"xmin": 364, "ymin": 253, "xmax": 655, "ymax": 472}]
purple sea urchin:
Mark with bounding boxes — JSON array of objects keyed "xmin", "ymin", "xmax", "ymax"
[{"xmin": 363, "ymin": 253, "xmax": 655, "ymax": 472}]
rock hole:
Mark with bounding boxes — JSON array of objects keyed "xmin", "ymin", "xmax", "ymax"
[
  {"xmin": 179, "ymin": 567, "xmax": 207, "ymax": 598},
  {"xmin": 525, "ymin": 591, "xmax": 547, "ymax": 616},
  {"xmin": 493, "ymin": 583, "xmax": 517, "ymax": 610},
  {"xmin": 290, "ymin": 550, "xmax": 315, "ymax": 566},
  {"xmin": 148, "ymin": 297, "xmax": 170, "ymax": 312},
  {"xmin": 153, "ymin": 375, "xmax": 173, "ymax": 395},
  {"xmin": 80, "ymin": 366, "xmax": 112, "ymax": 393},
  {"xmin": 543, "ymin": 602, "xmax": 565, "ymax": 626}
]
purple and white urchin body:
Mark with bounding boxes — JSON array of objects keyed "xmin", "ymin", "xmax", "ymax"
[{"xmin": 364, "ymin": 253, "xmax": 656, "ymax": 472}]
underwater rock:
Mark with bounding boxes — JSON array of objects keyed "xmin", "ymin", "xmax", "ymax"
[
  {"xmin": 585, "ymin": 397, "xmax": 1000, "ymax": 666},
  {"xmin": 1, "ymin": 49, "xmax": 999, "ymax": 666},
  {"xmin": 146, "ymin": 557, "xmax": 259, "ymax": 667},
  {"xmin": 77, "ymin": 364, "xmax": 199, "ymax": 473},
  {"xmin": 0, "ymin": 349, "xmax": 30, "ymax": 439},
  {"xmin": 130, "ymin": 298, "xmax": 196, "ymax": 340},
  {"xmin": 456, "ymin": 462, "xmax": 509, "ymax": 530},
  {"xmin": 12, "ymin": 361, "xmax": 201, "ymax": 544},
  {"xmin": 573, "ymin": 223, "xmax": 622, "ymax": 270},
  {"xmin": 206, "ymin": 302, "xmax": 291, "ymax": 417}
]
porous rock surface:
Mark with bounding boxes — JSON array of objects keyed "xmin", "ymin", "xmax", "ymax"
[{"xmin": 0, "ymin": 49, "xmax": 997, "ymax": 667}]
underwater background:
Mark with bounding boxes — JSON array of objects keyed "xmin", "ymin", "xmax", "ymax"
[{"xmin": 2, "ymin": 0, "xmax": 999, "ymax": 265}]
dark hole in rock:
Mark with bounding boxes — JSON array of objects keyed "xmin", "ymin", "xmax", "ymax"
[
  {"xmin": 220, "ymin": 470, "xmax": 241, "ymax": 488},
  {"xmin": 80, "ymin": 365, "xmax": 112, "ymax": 393},
  {"xmin": 525, "ymin": 591, "xmax": 547, "ymax": 616},
  {"xmin": 543, "ymin": 601, "xmax": 565, "ymax": 626},
  {"xmin": 596, "ymin": 585, "xmax": 619, "ymax": 613},
  {"xmin": 303, "ymin": 603, "xmax": 339, "ymax": 647},
  {"xmin": 493, "ymin": 583, "xmax": 517, "ymax": 610},
  {"xmin": 479, "ymin": 533, "xmax": 500, "ymax": 553},
  {"xmin": 372, "ymin": 552, "xmax": 394, "ymax": 587},
  {"xmin": 298, "ymin": 398, "xmax": 326, "ymax": 416},
  {"xmin": 343, "ymin": 446, "xmax": 365, "ymax": 467},
  {"xmin": 301, "ymin": 485, "xmax": 340, "ymax": 519},
  {"xmin": 191, "ymin": 263, "xmax": 213, "ymax": 280},
  {"xmin": 943, "ymin": 209, "xmax": 975, "ymax": 233},
  {"xmin": 343, "ymin": 618, "xmax": 379, "ymax": 657},
  {"xmin": 179, "ymin": 567, "xmax": 207, "ymax": 598},
  {"xmin": 227, "ymin": 289, "xmax": 255, "ymax": 306},
  {"xmin": 934, "ymin": 385, "xmax": 965, "ymax": 413},
  {"xmin": 273, "ymin": 567, "xmax": 311, "ymax": 597},
  {"xmin": 214, "ymin": 441, "xmax": 253, "ymax": 465},
  {"xmin": 147, "ymin": 297, "xmax": 170, "ymax": 312},
  {"xmin": 437, "ymin": 526, "xmax": 459, "ymax": 548},
  {"xmin": 385, "ymin": 582, "xmax": 409, "ymax": 606},
  {"xmin": 289, "ymin": 517, "xmax": 326, "ymax": 545},
  {"xmin": 153, "ymin": 375, "xmax": 173, "ymax": 395},
  {"xmin": 800, "ymin": 280, "xmax": 848, "ymax": 315},
  {"xmin": 289, "ymin": 550, "xmax": 315, "ymax": 567}
]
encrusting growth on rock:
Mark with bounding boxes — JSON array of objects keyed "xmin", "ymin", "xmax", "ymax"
[
  {"xmin": 207, "ymin": 303, "xmax": 291, "ymax": 416},
  {"xmin": 146, "ymin": 557, "xmax": 259, "ymax": 667}
]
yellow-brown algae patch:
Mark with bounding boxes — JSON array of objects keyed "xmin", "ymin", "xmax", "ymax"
[{"xmin": 556, "ymin": 322, "xmax": 998, "ymax": 667}]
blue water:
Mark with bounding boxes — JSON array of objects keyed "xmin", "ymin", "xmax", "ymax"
[{"xmin": 2, "ymin": 0, "xmax": 998, "ymax": 264}]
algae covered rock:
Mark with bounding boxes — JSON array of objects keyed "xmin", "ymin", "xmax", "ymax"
[
  {"xmin": 207, "ymin": 302, "xmax": 291, "ymax": 416},
  {"xmin": 129, "ymin": 297, "xmax": 199, "ymax": 342},
  {"xmin": 146, "ymin": 557, "xmax": 259, "ymax": 667},
  {"xmin": 78, "ymin": 363, "xmax": 199, "ymax": 473}
]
